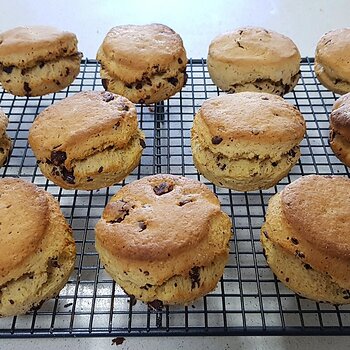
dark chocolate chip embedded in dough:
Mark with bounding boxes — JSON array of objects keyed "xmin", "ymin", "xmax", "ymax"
[
  {"xmin": 3, "ymin": 66, "xmax": 14, "ymax": 74},
  {"xmin": 9, "ymin": 299, "xmax": 14, "ymax": 305},
  {"xmin": 23, "ymin": 82, "xmax": 31, "ymax": 96},
  {"xmin": 51, "ymin": 150, "xmax": 67, "ymax": 166},
  {"xmin": 21, "ymin": 69, "xmax": 26, "ymax": 76},
  {"xmin": 98, "ymin": 166, "xmax": 103, "ymax": 173},
  {"xmin": 39, "ymin": 62, "xmax": 45, "ymax": 68},
  {"xmin": 65, "ymin": 67, "xmax": 70, "ymax": 76},
  {"xmin": 288, "ymin": 149, "xmax": 296, "ymax": 157},
  {"xmin": 178, "ymin": 199, "xmax": 192, "ymax": 206},
  {"xmin": 135, "ymin": 82, "xmax": 143, "ymax": 90},
  {"xmin": 178, "ymin": 58, "xmax": 183, "ymax": 64},
  {"xmin": 189, "ymin": 266, "xmax": 201, "ymax": 289},
  {"xmin": 61, "ymin": 167, "xmax": 75, "ymax": 184},
  {"xmin": 138, "ymin": 221, "xmax": 147, "ymax": 231},
  {"xmin": 263, "ymin": 231, "xmax": 269, "ymax": 239},
  {"xmin": 140, "ymin": 139, "xmax": 146, "ymax": 149},
  {"xmin": 125, "ymin": 82, "xmax": 132, "ymax": 89},
  {"xmin": 295, "ymin": 250, "xmax": 305, "ymax": 259},
  {"xmin": 102, "ymin": 91, "xmax": 115, "ymax": 102},
  {"xmin": 167, "ymin": 77, "xmax": 178, "ymax": 86},
  {"xmin": 304, "ymin": 264, "xmax": 312, "ymax": 270},
  {"xmin": 291, "ymin": 237, "xmax": 299, "ymax": 245},
  {"xmin": 144, "ymin": 271, "xmax": 149, "ymax": 276},
  {"xmin": 211, "ymin": 136, "xmax": 223, "ymax": 145},
  {"xmin": 153, "ymin": 182, "xmax": 174, "ymax": 196}
]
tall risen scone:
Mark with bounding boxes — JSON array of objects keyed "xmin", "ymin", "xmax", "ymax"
[
  {"xmin": 95, "ymin": 174, "xmax": 232, "ymax": 305},
  {"xmin": 96, "ymin": 23, "xmax": 187, "ymax": 104},
  {"xmin": 0, "ymin": 178, "xmax": 76, "ymax": 317},
  {"xmin": 191, "ymin": 92, "xmax": 306, "ymax": 191},
  {"xmin": 329, "ymin": 92, "xmax": 350, "ymax": 166},
  {"xmin": 29, "ymin": 91, "xmax": 145, "ymax": 190},
  {"xmin": 315, "ymin": 28, "xmax": 350, "ymax": 94},
  {"xmin": 207, "ymin": 27, "xmax": 301, "ymax": 95},
  {"xmin": 0, "ymin": 109, "xmax": 12, "ymax": 166},
  {"xmin": 261, "ymin": 175, "xmax": 350, "ymax": 304},
  {"xmin": 0, "ymin": 26, "xmax": 81, "ymax": 97}
]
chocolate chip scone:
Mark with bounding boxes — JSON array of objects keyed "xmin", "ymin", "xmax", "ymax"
[
  {"xmin": 28, "ymin": 91, "xmax": 145, "ymax": 190},
  {"xmin": 261, "ymin": 175, "xmax": 350, "ymax": 304},
  {"xmin": 191, "ymin": 92, "xmax": 306, "ymax": 191},
  {"xmin": 97, "ymin": 23, "xmax": 187, "ymax": 104},
  {"xmin": 0, "ymin": 108, "xmax": 12, "ymax": 166},
  {"xmin": 207, "ymin": 27, "xmax": 301, "ymax": 95},
  {"xmin": 315, "ymin": 28, "xmax": 350, "ymax": 95},
  {"xmin": 95, "ymin": 174, "xmax": 232, "ymax": 305},
  {"xmin": 0, "ymin": 26, "xmax": 81, "ymax": 97},
  {"xmin": 0, "ymin": 178, "xmax": 76, "ymax": 317},
  {"xmin": 329, "ymin": 92, "xmax": 350, "ymax": 166}
]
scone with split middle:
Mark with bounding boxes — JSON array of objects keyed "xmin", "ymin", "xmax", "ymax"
[
  {"xmin": 29, "ymin": 91, "xmax": 145, "ymax": 190},
  {"xmin": 207, "ymin": 27, "xmax": 301, "ymax": 95},
  {"xmin": 315, "ymin": 28, "xmax": 350, "ymax": 95},
  {"xmin": 96, "ymin": 23, "xmax": 187, "ymax": 104},
  {"xmin": 329, "ymin": 92, "xmax": 350, "ymax": 167},
  {"xmin": 95, "ymin": 174, "xmax": 232, "ymax": 305},
  {"xmin": 191, "ymin": 92, "xmax": 306, "ymax": 191},
  {"xmin": 261, "ymin": 175, "xmax": 350, "ymax": 304},
  {"xmin": 0, "ymin": 26, "xmax": 81, "ymax": 97},
  {"xmin": 0, "ymin": 178, "xmax": 76, "ymax": 317},
  {"xmin": 0, "ymin": 109, "xmax": 12, "ymax": 166}
]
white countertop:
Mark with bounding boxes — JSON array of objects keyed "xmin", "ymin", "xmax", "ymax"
[{"xmin": 1, "ymin": 0, "xmax": 350, "ymax": 349}]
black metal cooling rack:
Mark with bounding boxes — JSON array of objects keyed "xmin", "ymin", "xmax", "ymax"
[{"xmin": 0, "ymin": 58, "xmax": 350, "ymax": 338}]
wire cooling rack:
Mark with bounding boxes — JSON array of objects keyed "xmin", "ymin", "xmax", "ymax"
[{"xmin": 0, "ymin": 58, "xmax": 350, "ymax": 338}]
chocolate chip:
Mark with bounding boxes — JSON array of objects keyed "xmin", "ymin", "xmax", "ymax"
[
  {"xmin": 101, "ymin": 78, "xmax": 109, "ymax": 90},
  {"xmin": 39, "ymin": 62, "xmax": 45, "ymax": 68},
  {"xmin": 304, "ymin": 264, "xmax": 312, "ymax": 270},
  {"xmin": 189, "ymin": 266, "xmax": 200, "ymax": 289},
  {"xmin": 271, "ymin": 162, "xmax": 278, "ymax": 167},
  {"xmin": 220, "ymin": 164, "xmax": 226, "ymax": 171},
  {"xmin": 139, "ymin": 221, "xmax": 147, "ymax": 231},
  {"xmin": 167, "ymin": 77, "xmax": 178, "ymax": 86},
  {"xmin": 9, "ymin": 299, "xmax": 14, "ymax": 305},
  {"xmin": 178, "ymin": 199, "xmax": 192, "ymax": 206},
  {"xmin": 21, "ymin": 69, "xmax": 26, "ymax": 76},
  {"xmin": 285, "ymin": 278, "xmax": 290, "ymax": 282},
  {"xmin": 211, "ymin": 136, "xmax": 223, "ymax": 145},
  {"xmin": 135, "ymin": 82, "xmax": 142, "ymax": 90},
  {"xmin": 51, "ymin": 150, "xmax": 67, "ymax": 166},
  {"xmin": 111, "ymin": 337, "xmax": 125, "ymax": 346},
  {"xmin": 295, "ymin": 250, "xmax": 305, "ymax": 259},
  {"xmin": 178, "ymin": 58, "xmax": 183, "ymax": 64},
  {"xmin": 102, "ymin": 91, "xmax": 114, "ymax": 102},
  {"xmin": 125, "ymin": 82, "xmax": 132, "ymax": 89},
  {"xmin": 288, "ymin": 149, "xmax": 296, "ymax": 157},
  {"xmin": 87, "ymin": 177, "xmax": 93, "ymax": 182},
  {"xmin": 65, "ymin": 67, "xmax": 70, "ymax": 76},
  {"xmin": 236, "ymin": 41, "xmax": 244, "ymax": 49},
  {"xmin": 261, "ymin": 97, "xmax": 269, "ymax": 100},
  {"xmin": 140, "ymin": 139, "xmax": 146, "ymax": 149},
  {"xmin": 23, "ymin": 82, "xmax": 31, "ymax": 96},
  {"xmin": 144, "ymin": 271, "xmax": 149, "ymax": 276},
  {"xmin": 148, "ymin": 299, "xmax": 163, "ymax": 311},
  {"xmin": 3, "ymin": 66, "xmax": 14, "ymax": 74},
  {"xmin": 263, "ymin": 231, "xmax": 269, "ymax": 239},
  {"xmin": 61, "ymin": 167, "xmax": 75, "ymax": 184},
  {"xmin": 98, "ymin": 166, "xmax": 103, "ymax": 173},
  {"xmin": 140, "ymin": 283, "xmax": 153, "ymax": 290},
  {"xmin": 153, "ymin": 182, "xmax": 174, "ymax": 196},
  {"xmin": 50, "ymin": 257, "xmax": 60, "ymax": 268},
  {"xmin": 291, "ymin": 237, "xmax": 299, "ymax": 245},
  {"xmin": 55, "ymin": 80, "xmax": 61, "ymax": 86}
]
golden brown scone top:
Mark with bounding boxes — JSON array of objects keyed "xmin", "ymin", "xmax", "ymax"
[
  {"xmin": 0, "ymin": 25, "xmax": 78, "ymax": 68},
  {"xmin": 97, "ymin": 23, "xmax": 187, "ymax": 71},
  {"xmin": 0, "ymin": 178, "xmax": 49, "ymax": 283},
  {"xmin": 281, "ymin": 175, "xmax": 350, "ymax": 258},
  {"xmin": 315, "ymin": 28, "xmax": 350, "ymax": 78},
  {"xmin": 197, "ymin": 92, "xmax": 305, "ymax": 144},
  {"xmin": 95, "ymin": 174, "xmax": 223, "ymax": 261},
  {"xmin": 208, "ymin": 27, "xmax": 300, "ymax": 64},
  {"xmin": 29, "ymin": 91, "xmax": 138, "ymax": 165},
  {"xmin": 0, "ymin": 109, "xmax": 9, "ymax": 135},
  {"xmin": 330, "ymin": 92, "xmax": 350, "ymax": 141}
]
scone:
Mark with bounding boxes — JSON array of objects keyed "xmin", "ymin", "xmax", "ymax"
[
  {"xmin": 95, "ymin": 174, "xmax": 232, "ymax": 305},
  {"xmin": 0, "ymin": 26, "xmax": 81, "ymax": 97},
  {"xmin": 0, "ymin": 109, "xmax": 12, "ymax": 166},
  {"xmin": 315, "ymin": 28, "xmax": 350, "ymax": 94},
  {"xmin": 96, "ymin": 23, "xmax": 187, "ymax": 104},
  {"xmin": 207, "ymin": 27, "xmax": 301, "ymax": 95},
  {"xmin": 191, "ymin": 92, "xmax": 306, "ymax": 191},
  {"xmin": 261, "ymin": 175, "xmax": 350, "ymax": 304},
  {"xmin": 28, "ymin": 91, "xmax": 145, "ymax": 190},
  {"xmin": 329, "ymin": 92, "xmax": 350, "ymax": 166},
  {"xmin": 0, "ymin": 178, "xmax": 76, "ymax": 317}
]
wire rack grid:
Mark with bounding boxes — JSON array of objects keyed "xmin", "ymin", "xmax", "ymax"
[{"xmin": 0, "ymin": 58, "xmax": 349, "ymax": 338}]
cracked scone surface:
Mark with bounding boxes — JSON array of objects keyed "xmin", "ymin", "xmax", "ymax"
[
  {"xmin": 261, "ymin": 175, "xmax": 350, "ymax": 304},
  {"xmin": 0, "ymin": 109, "xmax": 12, "ymax": 166},
  {"xmin": 95, "ymin": 174, "xmax": 232, "ymax": 305},
  {"xmin": 28, "ymin": 91, "xmax": 145, "ymax": 190},
  {"xmin": 315, "ymin": 28, "xmax": 350, "ymax": 95},
  {"xmin": 97, "ymin": 23, "xmax": 187, "ymax": 104},
  {"xmin": 0, "ymin": 26, "xmax": 81, "ymax": 96},
  {"xmin": 207, "ymin": 27, "xmax": 301, "ymax": 95},
  {"xmin": 0, "ymin": 178, "xmax": 76, "ymax": 317},
  {"xmin": 329, "ymin": 92, "xmax": 350, "ymax": 166},
  {"xmin": 191, "ymin": 92, "xmax": 305, "ymax": 191}
]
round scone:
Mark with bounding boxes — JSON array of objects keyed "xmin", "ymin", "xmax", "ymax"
[
  {"xmin": 207, "ymin": 27, "xmax": 301, "ymax": 95},
  {"xmin": 261, "ymin": 175, "xmax": 350, "ymax": 304},
  {"xmin": 0, "ymin": 26, "xmax": 81, "ymax": 97},
  {"xmin": 315, "ymin": 28, "xmax": 350, "ymax": 95},
  {"xmin": 191, "ymin": 92, "xmax": 306, "ymax": 191},
  {"xmin": 95, "ymin": 174, "xmax": 232, "ymax": 305},
  {"xmin": 96, "ymin": 23, "xmax": 187, "ymax": 104},
  {"xmin": 28, "ymin": 91, "xmax": 145, "ymax": 190},
  {"xmin": 329, "ymin": 92, "xmax": 350, "ymax": 166},
  {"xmin": 0, "ymin": 109, "xmax": 12, "ymax": 166},
  {"xmin": 0, "ymin": 178, "xmax": 76, "ymax": 317}
]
